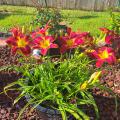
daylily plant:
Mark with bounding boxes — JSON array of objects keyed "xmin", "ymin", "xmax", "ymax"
[
  {"xmin": 79, "ymin": 32, "xmax": 93, "ymax": 48},
  {"xmin": 60, "ymin": 27, "xmax": 84, "ymax": 53},
  {"xmin": 31, "ymin": 22, "xmax": 51, "ymax": 39},
  {"xmin": 6, "ymin": 27, "xmax": 31, "ymax": 56},
  {"xmin": 33, "ymin": 35, "xmax": 58, "ymax": 55},
  {"xmin": 32, "ymin": 25, "xmax": 58, "ymax": 55},
  {"xmin": 94, "ymin": 28, "xmax": 113, "ymax": 47},
  {"xmin": 99, "ymin": 27, "xmax": 115, "ymax": 44},
  {"xmin": 80, "ymin": 71, "xmax": 102, "ymax": 90},
  {"xmin": 4, "ymin": 23, "xmax": 118, "ymax": 120},
  {"xmin": 90, "ymin": 47, "xmax": 116, "ymax": 67},
  {"xmin": 5, "ymin": 25, "xmax": 120, "ymax": 67}
]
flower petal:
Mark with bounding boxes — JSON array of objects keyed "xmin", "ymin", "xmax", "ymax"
[
  {"xmin": 33, "ymin": 37, "xmax": 43, "ymax": 44},
  {"xmin": 60, "ymin": 45, "xmax": 67, "ymax": 54},
  {"xmin": 41, "ymin": 49, "xmax": 48, "ymax": 56},
  {"xmin": 96, "ymin": 60, "xmax": 104, "ymax": 68},
  {"xmin": 75, "ymin": 38, "xmax": 84, "ymax": 45},
  {"xmin": 45, "ymin": 36, "xmax": 55, "ymax": 42},
  {"xmin": 67, "ymin": 27, "xmax": 72, "ymax": 35},
  {"xmin": 99, "ymin": 28, "xmax": 109, "ymax": 34},
  {"xmin": 11, "ymin": 46, "xmax": 18, "ymax": 54},
  {"xmin": 50, "ymin": 43, "xmax": 58, "ymax": 48},
  {"xmin": 107, "ymin": 55, "xmax": 116, "ymax": 64},
  {"xmin": 20, "ymin": 45, "xmax": 31, "ymax": 55},
  {"xmin": 105, "ymin": 35, "xmax": 112, "ymax": 44},
  {"xmin": 6, "ymin": 37, "xmax": 17, "ymax": 46}
]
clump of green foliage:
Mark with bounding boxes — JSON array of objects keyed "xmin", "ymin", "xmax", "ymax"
[
  {"xmin": 33, "ymin": 8, "xmax": 62, "ymax": 27},
  {"xmin": 109, "ymin": 10, "xmax": 120, "ymax": 34},
  {"xmin": 32, "ymin": 8, "xmax": 67, "ymax": 35},
  {"xmin": 4, "ymin": 53, "xmax": 107, "ymax": 120}
]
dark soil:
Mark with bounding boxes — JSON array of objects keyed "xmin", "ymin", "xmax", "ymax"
[
  {"xmin": 0, "ymin": 46, "xmax": 120, "ymax": 120},
  {"xmin": 0, "ymin": 46, "xmax": 49, "ymax": 120}
]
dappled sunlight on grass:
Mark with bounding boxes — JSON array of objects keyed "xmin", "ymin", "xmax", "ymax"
[
  {"xmin": 61, "ymin": 10, "xmax": 113, "ymax": 35},
  {"xmin": 0, "ymin": 5, "xmax": 119, "ymax": 35},
  {"xmin": 0, "ymin": 5, "xmax": 37, "ymax": 32}
]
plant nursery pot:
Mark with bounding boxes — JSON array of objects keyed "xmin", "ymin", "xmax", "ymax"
[
  {"xmin": 25, "ymin": 95, "xmax": 61, "ymax": 116},
  {"xmin": 25, "ymin": 95, "xmax": 78, "ymax": 120}
]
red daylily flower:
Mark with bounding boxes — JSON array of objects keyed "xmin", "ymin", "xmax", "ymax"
[
  {"xmin": 91, "ymin": 47, "xmax": 116, "ymax": 67},
  {"xmin": 33, "ymin": 35, "xmax": 58, "ymax": 56},
  {"xmin": 60, "ymin": 27, "xmax": 84, "ymax": 53},
  {"xmin": 31, "ymin": 22, "xmax": 51, "ymax": 39},
  {"xmin": 99, "ymin": 27, "xmax": 117, "ymax": 44},
  {"xmin": 78, "ymin": 32, "xmax": 93, "ymax": 47},
  {"xmin": 99, "ymin": 28, "xmax": 110, "ymax": 34},
  {"xmin": 32, "ymin": 23, "xmax": 58, "ymax": 56},
  {"xmin": 6, "ymin": 28, "xmax": 31, "ymax": 56},
  {"xmin": 9, "ymin": 27, "xmax": 23, "ymax": 38}
]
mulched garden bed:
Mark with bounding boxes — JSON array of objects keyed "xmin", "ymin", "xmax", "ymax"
[{"xmin": 0, "ymin": 45, "xmax": 120, "ymax": 120}]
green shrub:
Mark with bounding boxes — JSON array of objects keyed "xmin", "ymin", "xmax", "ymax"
[
  {"xmin": 32, "ymin": 8, "xmax": 67, "ymax": 35},
  {"xmin": 109, "ymin": 10, "xmax": 120, "ymax": 34}
]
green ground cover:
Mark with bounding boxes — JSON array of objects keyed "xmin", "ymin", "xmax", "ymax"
[{"xmin": 0, "ymin": 5, "xmax": 119, "ymax": 35}]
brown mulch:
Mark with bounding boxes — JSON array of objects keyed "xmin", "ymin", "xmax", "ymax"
[
  {"xmin": 0, "ymin": 46, "xmax": 49, "ymax": 120},
  {"xmin": 0, "ymin": 44, "xmax": 120, "ymax": 120},
  {"xmin": 101, "ymin": 64, "xmax": 120, "ymax": 96}
]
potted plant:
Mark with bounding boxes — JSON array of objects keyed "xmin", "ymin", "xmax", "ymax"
[{"xmin": 4, "ymin": 24, "xmax": 116, "ymax": 120}]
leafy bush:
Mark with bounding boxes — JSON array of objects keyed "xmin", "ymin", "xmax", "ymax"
[
  {"xmin": 109, "ymin": 10, "xmax": 120, "ymax": 34},
  {"xmin": 33, "ymin": 8, "xmax": 62, "ymax": 27},
  {"xmin": 32, "ymin": 8, "xmax": 67, "ymax": 36}
]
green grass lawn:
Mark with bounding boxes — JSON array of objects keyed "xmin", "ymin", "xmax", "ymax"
[
  {"xmin": 0, "ymin": 5, "xmax": 37, "ymax": 32},
  {"xmin": 62, "ymin": 10, "xmax": 112, "ymax": 35},
  {"xmin": 0, "ymin": 5, "xmax": 119, "ymax": 35}
]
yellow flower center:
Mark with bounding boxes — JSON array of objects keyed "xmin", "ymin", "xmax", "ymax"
[
  {"xmin": 98, "ymin": 50, "xmax": 109, "ymax": 59},
  {"xmin": 40, "ymin": 40, "xmax": 50, "ymax": 48},
  {"xmin": 66, "ymin": 39, "xmax": 74, "ymax": 47},
  {"xmin": 17, "ymin": 37, "xmax": 27, "ymax": 47}
]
